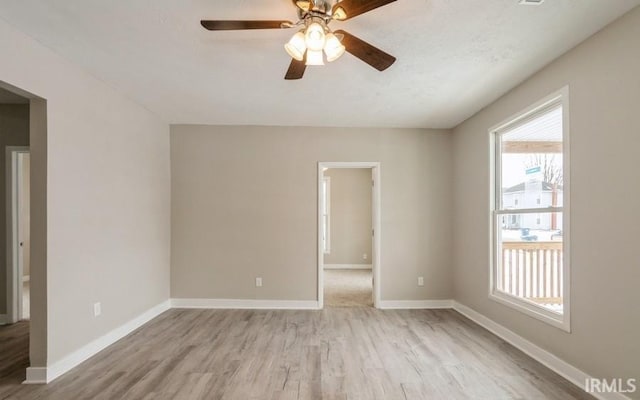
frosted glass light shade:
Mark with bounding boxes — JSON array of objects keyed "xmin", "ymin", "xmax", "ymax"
[
  {"xmin": 306, "ymin": 49, "xmax": 324, "ymax": 66},
  {"xmin": 304, "ymin": 22, "xmax": 326, "ymax": 51},
  {"xmin": 285, "ymin": 31, "xmax": 306, "ymax": 61},
  {"xmin": 324, "ymin": 33, "xmax": 345, "ymax": 62}
]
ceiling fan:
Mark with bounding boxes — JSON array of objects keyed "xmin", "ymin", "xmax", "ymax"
[{"xmin": 200, "ymin": 0, "xmax": 397, "ymax": 80}]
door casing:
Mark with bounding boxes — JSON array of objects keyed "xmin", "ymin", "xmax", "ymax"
[{"xmin": 317, "ymin": 162, "xmax": 381, "ymax": 309}]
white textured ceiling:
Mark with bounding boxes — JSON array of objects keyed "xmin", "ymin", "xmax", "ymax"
[{"xmin": 0, "ymin": 0, "xmax": 637, "ymax": 128}]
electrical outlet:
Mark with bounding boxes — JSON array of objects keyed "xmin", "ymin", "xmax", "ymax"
[
  {"xmin": 417, "ymin": 277, "xmax": 424, "ymax": 287},
  {"xmin": 362, "ymin": 253, "xmax": 368, "ymax": 260},
  {"xmin": 256, "ymin": 277, "xmax": 263, "ymax": 287},
  {"xmin": 93, "ymin": 302, "xmax": 102, "ymax": 317}
]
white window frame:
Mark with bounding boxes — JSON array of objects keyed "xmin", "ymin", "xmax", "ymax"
[{"xmin": 489, "ymin": 86, "xmax": 571, "ymax": 332}]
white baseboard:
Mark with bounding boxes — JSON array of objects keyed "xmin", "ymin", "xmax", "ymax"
[
  {"xmin": 23, "ymin": 300, "xmax": 171, "ymax": 384},
  {"xmin": 171, "ymin": 298, "xmax": 320, "ymax": 310},
  {"xmin": 324, "ymin": 264, "xmax": 372, "ymax": 270},
  {"xmin": 378, "ymin": 300, "xmax": 453, "ymax": 309},
  {"xmin": 0, "ymin": 314, "xmax": 7, "ymax": 325},
  {"xmin": 23, "ymin": 275, "xmax": 30, "ymax": 282},
  {"xmin": 24, "ymin": 367, "xmax": 47, "ymax": 384},
  {"xmin": 452, "ymin": 302, "xmax": 631, "ymax": 400}
]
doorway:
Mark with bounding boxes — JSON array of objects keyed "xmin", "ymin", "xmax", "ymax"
[
  {"xmin": 318, "ymin": 162, "xmax": 380, "ymax": 308},
  {"xmin": 0, "ymin": 81, "xmax": 46, "ymax": 384}
]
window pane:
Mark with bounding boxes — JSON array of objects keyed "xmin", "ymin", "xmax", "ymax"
[
  {"xmin": 500, "ymin": 105, "xmax": 563, "ymax": 210},
  {"xmin": 497, "ymin": 212, "xmax": 563, "ymax": 314}
]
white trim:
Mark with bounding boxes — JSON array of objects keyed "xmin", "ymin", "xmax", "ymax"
[
  {"xmin": 322, "ymin": 176, "xmax": 331, "ymax": 254},
  {"xmin": 489, "ymin": 88, "xmax": 567, "ymax": 134},
  {"xmin": 453, "ymin": 302, "xmax": 630, "ymax": 400},
  {"xmin": 324, "ymin": 264, "xmax": 372, "ymax": 270},
  {"xmin": 320, "ymin": 162, "xmax": 380, "ymax": 169},
  {"xmin": 495, "ymin": 206, "xmax": 563, "ymax": 215},
  {"xmin": 171, "ymin": 298, "xmax": 320, "ymax": 310},
  {"xmin": 23, "ymin": 300, "xmax": 171, "ymax": 384},
  {"xmin": 22, "ymin": 275, "xmax": 30, "ymax": 282},
  {"xmin": 6, "ymin": 146, "xmax": 30, "ymax": 325},
  {"xmin": 489, "ymin": 290, "xmax": 567, "ymax": 331},
  {"xmin": 488, "ymin": 86, "xmax": 571, "ymax": 332},
  {"xmin": 318, "ymin": 162, "xmax": 381, "ymax": 309},
  {"xmin": 0, "ymin": 314, "xmax": 7, "ymax": 325},
  {"xmin": 24, "ymin": 368, "xmax": 47, "ymax": 384},
  {"xmin": 378, "ymin": 300, "xmax": 453, "ymax": 309}
]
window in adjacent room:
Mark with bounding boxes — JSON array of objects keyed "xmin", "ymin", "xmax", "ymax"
[{"xmin": 491, "ymin": 88, "xmax": 570, "ymax": 331}]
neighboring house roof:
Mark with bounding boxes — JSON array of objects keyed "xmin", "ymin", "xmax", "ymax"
[{"xmin": 504, "ymin": 182, "xmax": 563, "ymax": 193}]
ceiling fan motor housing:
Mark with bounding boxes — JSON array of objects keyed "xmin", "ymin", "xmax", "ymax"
[{"xmin": 297, "ymin": 0, "xmax": 336, "ymax": 19}]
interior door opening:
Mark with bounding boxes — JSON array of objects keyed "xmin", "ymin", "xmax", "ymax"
[
  {"xmin": 0, "ymin": 80, "xmax": 47, "ymax": 384},
  {"xmin": 318, "ymin": 162, "xmax": 380, "ymax": 309}
]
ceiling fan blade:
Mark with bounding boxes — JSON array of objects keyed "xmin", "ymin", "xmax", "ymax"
[
  {"xmin": 285, "ymin": 56, "xmax": 307, "ymax": 80},
  {"xmin": 334, "ymin": 30, "xmax": 396, "ymax": 71},
  {"xmin": 200, "ymin": 20, "xmax": 294, "ymax": 30},
  {"xmin": 332, "ymin": 0, "xmax": 397, "ymax": 20}
]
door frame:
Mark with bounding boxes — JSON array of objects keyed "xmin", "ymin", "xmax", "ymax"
[
  {"xmin": 5, "ymin": 146, "xmax": 30, "ymax": 324},
  {"xmin": 317, "ymin": 162, "xmax": 381, "ymax": 309}
]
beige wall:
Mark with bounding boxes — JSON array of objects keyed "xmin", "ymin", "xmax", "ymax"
[
  {"xmin": 171, "ymin": 125, "xmax": 453, "ymax": 302},
  {"xmin": 0, "ymin": 104, "xmax": 30, "ymax": 314},
  {"xmin": 28, "ymin": 97, "xmax": 47, "ymax": 366},
  {"xmin": 324, "ymin": 168, "xmax": 372, "ymax": 266},
  {"xmin": 0, "ymin": 18, "xmax": 171, "ymax": 367},
  {"xmin": 452, "ymin": 6, "xmax": 640, "ymax": 395}
]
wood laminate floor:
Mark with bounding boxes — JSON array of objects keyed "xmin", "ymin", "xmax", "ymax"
[
  {"xmin": 0, "ymin": 321, "xmax": 29, "ymax": 389},
  {"xmin": 0, "ymin": 308, "xmax": 594, "ymax": 400}
]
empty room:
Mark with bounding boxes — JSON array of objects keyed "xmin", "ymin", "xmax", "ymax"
[{"xmin": 0, "ymin": 1, "xmax": 639, "ymax": 399}]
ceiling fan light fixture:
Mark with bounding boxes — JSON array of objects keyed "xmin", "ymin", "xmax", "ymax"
[
  {"xmin": 324, "ymin": 32, "xmax": 345, "ymax": 62},
  {"xmin": 285, "ymin": 31, "xmax": 307, "ymax": 61},
  {"xmin": 201, "ymin": 0, "xmax": 399, "ymax": 79},
  {"xmin": 306, "ymin": 49, "xmax": 325, "ymax": 66},
  {"xmin": 304, "ymin": 22, "xmax": 326, "ymax": 51}
]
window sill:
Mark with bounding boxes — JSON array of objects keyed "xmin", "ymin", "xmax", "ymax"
[{"xmin": 489, "ymin": 290, "xmax": 570, "ymax": 332}]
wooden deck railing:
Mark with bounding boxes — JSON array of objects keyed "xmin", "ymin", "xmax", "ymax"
[{"xmin": 501, "ymin": 241, "xmax": 563, "ymax": 305}]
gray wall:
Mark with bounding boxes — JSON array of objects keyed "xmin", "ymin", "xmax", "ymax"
[
  {"xmin": 171, "ymin": 125, "xmax": 453, "ymax": 302},
  {"xmin": 452, "ymin": 6, "xmax": 640, "ymax": 394},
  {"xmin": 324, "ymin": 168, "xmax": 372, "ymax": 266},
  {"xmin": 0, "ymin": 104, "xmax": 29, "ymax": 315},
  {"xmin": 0, "ymin": 18, "xmax": 171, "ymax": 367}
]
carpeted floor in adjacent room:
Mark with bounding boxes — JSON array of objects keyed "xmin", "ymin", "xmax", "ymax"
[{"xmin": 323, "ymin": 269, "xmax": 373, "ymax": 307}]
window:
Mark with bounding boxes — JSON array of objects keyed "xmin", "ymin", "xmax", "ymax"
[
  {"xmin": 321, "ymin": 177, "xmax": 331, "ymax": 254},
  {"xmin": 491, "ymin": 88, "xmax": 570, "ymax": 331}
]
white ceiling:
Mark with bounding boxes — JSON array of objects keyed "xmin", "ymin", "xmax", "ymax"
[{"xmin": 0, "ymin": 0, "xmax": 637, "ymax": 128}]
